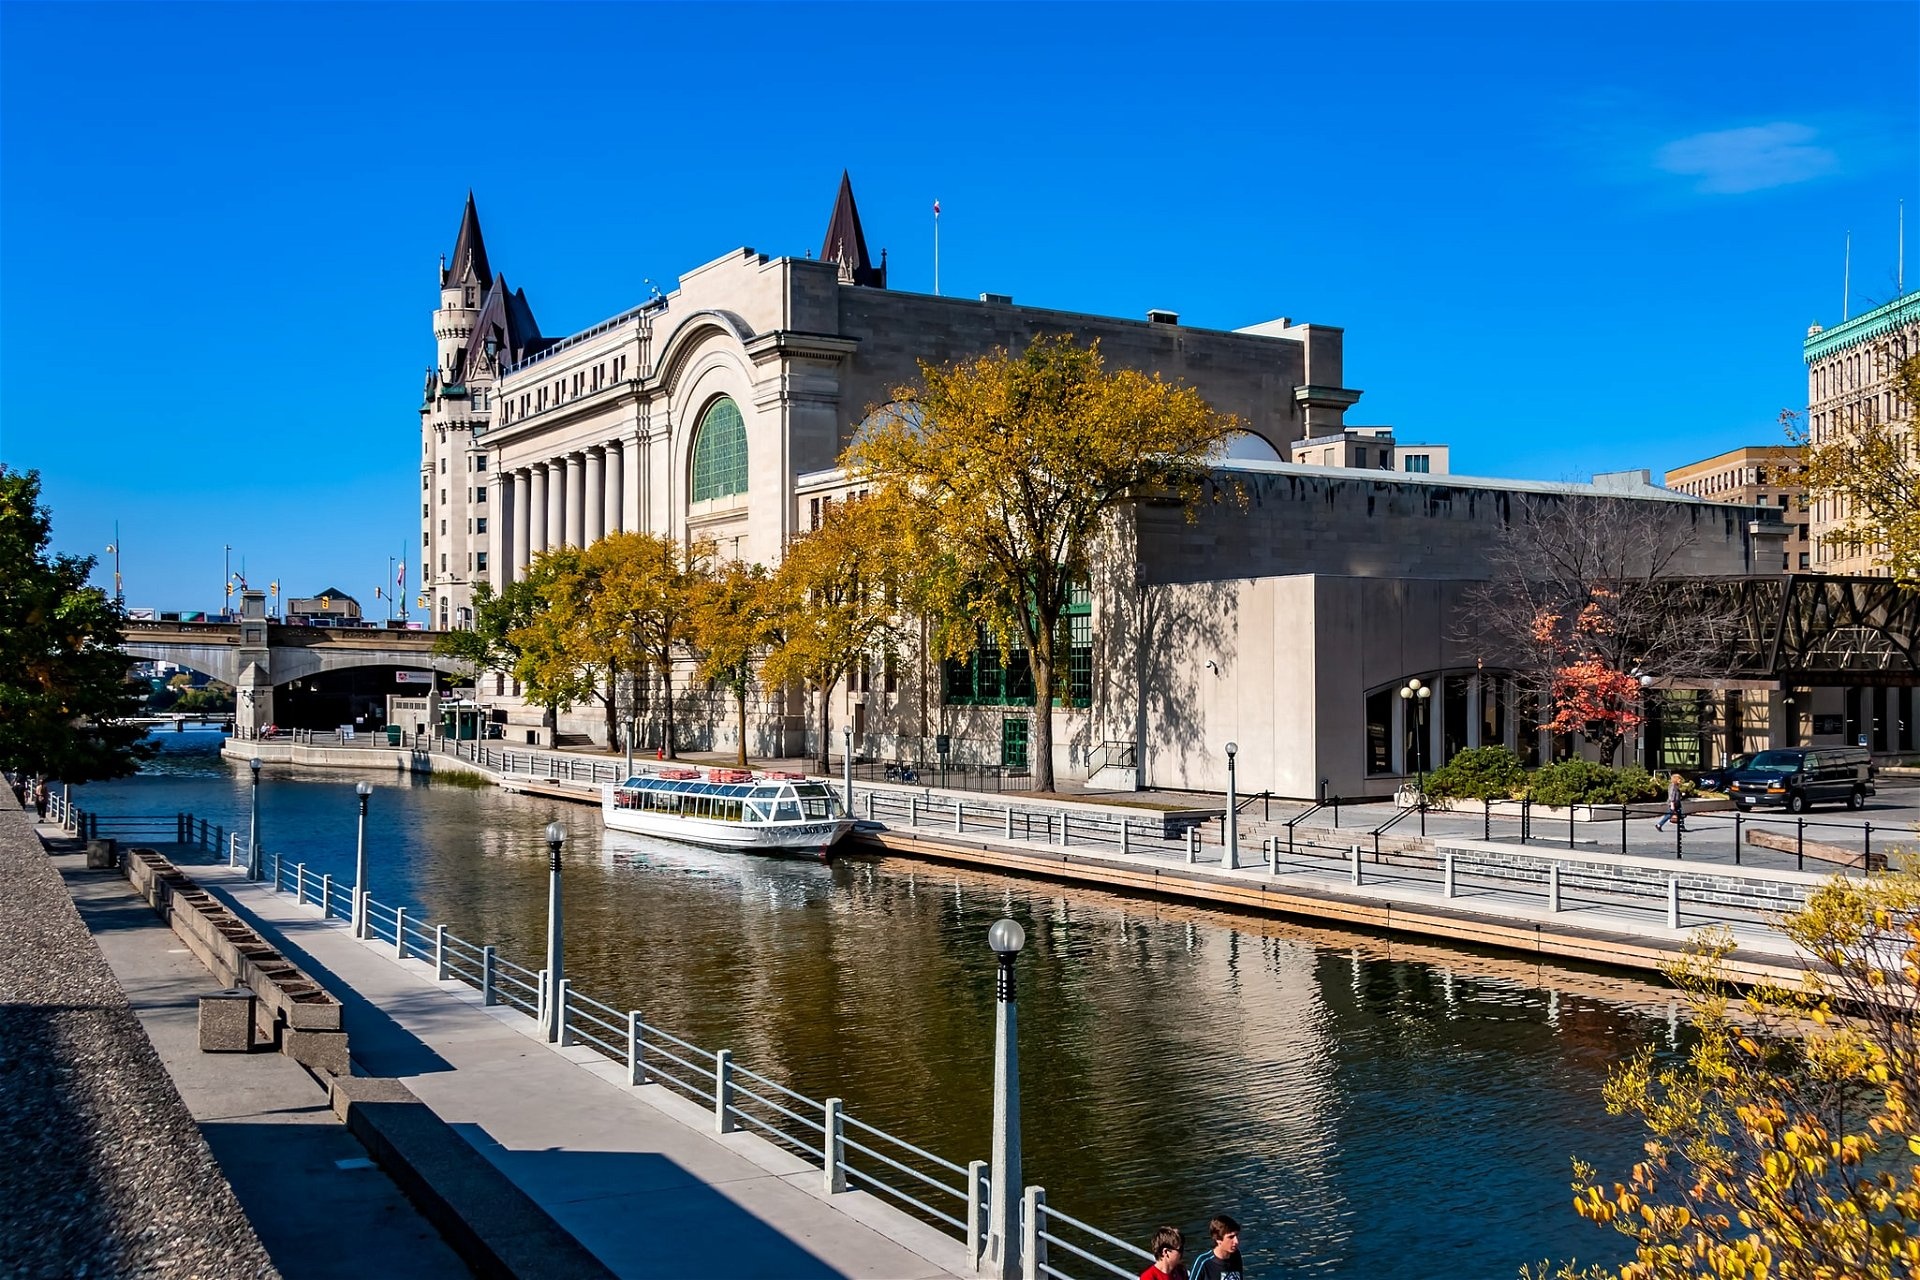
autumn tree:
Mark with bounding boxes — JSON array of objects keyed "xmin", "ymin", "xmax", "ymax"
[
  {"xmin": 434, "ymin": 577, "xmax": 543, "ymax": 681},
  {"xmin": 1793, "ymin": 346, "xmax": 1920, "ymax": 580},
  {"xmin": 690, "ymin": 558, "xmax": 776, "ymax": 768},
  {"xmin": 1461, "ymin": 494, "xmax": 1748, "ymax": 764},
  {"xmin": 1529, "ymin": 872, "xmax": 1920, "ymax": 1280},
  {"xmin": 0, "ymin": 467, "xmax": 152, "ymax": 783},
  {"xmin": 848, "ymin": 335, "xmax": 1237, "ymax": 791},
  {"xmin": 583, "ymin": 532, "xmax": 713, "ymax": 758},
  {"xmin": 509, "ymin": 547, "xmax": 602, "ymax": 736},
  {"xmin": 760, "ymin": 496, "xmax": 903, "ymax": 772}
]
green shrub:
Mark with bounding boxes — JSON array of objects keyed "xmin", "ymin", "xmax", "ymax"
[
  {"xmin": 429, "ymin": 766, "xmax": 492, "ymax": 790},
  {"xmin": 1526, "ymin": 759, "xmax": 1666, "ymax": 806},
  {"xmin": 1422, "ymin": 746, "xmax": 1527, "ymax": 803}
]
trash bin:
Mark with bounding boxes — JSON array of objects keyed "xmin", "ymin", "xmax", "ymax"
[
  {"xmin": 85, "ymin": 837, "xmax": 117, "ymax": 869},
  {"xmin": 386, "ymin": 725, "xmax": 402, "ymax": 746}
]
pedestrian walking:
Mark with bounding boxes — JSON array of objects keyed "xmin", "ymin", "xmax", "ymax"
[
  {"xmin": 31, "ymin": 776, "xmax": 49, "ymax": 821},
  {"xmin": 1654, "ymin": 769, "xmax": 1686, "ymax": 833},
  {"xmin": 1189, "ymin": 1215, "xmax": 1246, "ymax": 1280},
  {"xmin": 1139, "ymin": 1226, "xmax": 1185, "ymax": 1280}
]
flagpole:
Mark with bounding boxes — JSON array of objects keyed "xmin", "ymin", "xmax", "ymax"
[
  {"xmin": 1843, "ymin": 230, "xmax": 1851, "ymax": 321},
  {"xmin": 388, "ymin": 557, "xmax": 395, "ymax": 623},
  {"xmin": 933, "ymin": 199, "xmax": 941, "ymax": 297}
]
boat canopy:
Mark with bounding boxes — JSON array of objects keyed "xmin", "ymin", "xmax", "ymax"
[{"xmin": 619, "ymin": 776, "xmax": 761, "ymax": 798}]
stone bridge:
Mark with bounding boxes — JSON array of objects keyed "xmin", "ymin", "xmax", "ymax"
[{"xmin": 122, "ymin": 593, "xmax": 468, "ymax": 735}]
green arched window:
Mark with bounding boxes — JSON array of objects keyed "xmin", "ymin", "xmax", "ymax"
[{"xmin": 690, "ymin": 397, "xmax": 748, "ymax": 502}]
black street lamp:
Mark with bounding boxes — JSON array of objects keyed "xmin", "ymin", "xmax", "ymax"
[
  {"xmin": 1399, "ymin": 679, "xmax": 1433, "ymax": 791},
  {"xmin": 984, "ymin": 917, "xmax": 1027, "ymax": 1279},
  {"xmin": 543, "ymin": 820, "xmax": 566, "ymax": 1043},
  {"xmin": 247, "ymin": 757, "xmax": 263, "ymax": 881},
  {"xmin": 353, "ymin": 781, "xmax": 372, "ymax": 936}
]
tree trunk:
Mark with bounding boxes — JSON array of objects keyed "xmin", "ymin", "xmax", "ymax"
[
  {"xmin": 1028, "ymin": 648, "xmax": 1054, "ymax": 791},
  {"xmin": 660, "ymin": 659, "xmax": 676, "ymax": 759},
  {"xmin": 734, "ymin": 683, "xmax": 749, "ymax": 768},
  {"xmin": 816, "ymin": 680, "xmax": 833, "ymax": 774},
  {"xmin": 603, "ymin": 662, "xmax": 619, "ymax": 752}
]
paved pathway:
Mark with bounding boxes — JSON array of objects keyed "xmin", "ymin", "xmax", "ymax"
[{"xmin": 187, "ymin": 859, "xmax": 975, "ymax": 1280}]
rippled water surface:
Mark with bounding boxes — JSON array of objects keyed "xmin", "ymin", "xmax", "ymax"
[{"xmin": 79, "ymin": 730, "xmax": 1679, "ymax": 1277}]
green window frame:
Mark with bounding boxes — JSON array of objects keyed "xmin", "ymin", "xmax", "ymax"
[
  {"xmin": 943, "ymin": 584, "xmax": 1092, "ymax": 709},
  {"xmin": 691, "ymin": 397, "xmax": 748, "ymax": 502}
]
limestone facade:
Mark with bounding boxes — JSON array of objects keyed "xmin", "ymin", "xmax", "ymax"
[{"xmin": 1802, "ymin": 292, "xmax": 1920, "ymax": 576}]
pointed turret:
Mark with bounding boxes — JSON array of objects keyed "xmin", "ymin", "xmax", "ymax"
[
  {"xmin": 819, "ymin": 171, "xmax": 885, "ymax": 288},
  {"xmin": 442, "ymin": 191, "xmax": 493, "ymax": 290}
]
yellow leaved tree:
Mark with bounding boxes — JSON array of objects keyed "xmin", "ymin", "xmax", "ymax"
[
  {"xmin": 1527, "ymin": 872, "xmax": 1920, "ymax": 1279},
  {"xmin": 690, "ymin": 557, "xmax": 777, "ymax": 768},
  {"xmin": 847, "ymin": 335, "xmax": 1236, "ymax": 791}
]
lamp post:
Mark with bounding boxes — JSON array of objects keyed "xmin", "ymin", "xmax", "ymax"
[
  {"xmin": 223, "ymin": 544, "xmax": 232, "ymax": 620},
  {"xmin": 1635, "ymin": 670, "xmax": 1655, "ymax": 769},
  {"xmin": 247, "ymin": 757, "xmax": 263, "ymax": 880},
  {"xmin": 843, "ymin": 725, "xmax": 854, "ymax": 812},
  {"xmin": 353, "ymin": 782, "xmax": 372, "ymax": 936},
  {"xmin": 984, "ymin": 917, "xmax": 1026, "ymax": 1280},
  {"xmin": 1224, "ymin": 741, "xmax": 1239, "ymax": 869},
  {"xmin": 625, "ymin": 711, "xmax": 636, "ymax": 779},
  {"xmin": 543, "ymin": 820, "xmax": 566, "ymax": 1043},
  {"xmin": 1399, "ymin": 679, "xmax": 1433, "ymax": 791}
]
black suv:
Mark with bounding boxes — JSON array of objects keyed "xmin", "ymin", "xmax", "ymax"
[
  {"xmin": 1694, "ymin": 752, "xmax": 1755, "ymax": 793},
  {"xmin": 1726, "ymin": 747, "xmax": 1874, "ymax": 813}
]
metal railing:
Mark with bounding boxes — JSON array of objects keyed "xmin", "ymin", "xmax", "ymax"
[{"xmin": 151, "ymin": 808, "xmax": 1145, "ymax": 1279}]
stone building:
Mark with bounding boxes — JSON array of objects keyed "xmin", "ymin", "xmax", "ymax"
[
  {"xmin": 1663, "ymin": 445, "xmax": 1806, "ymax": 572},
  {"xmin": 1803, "ymin": 291, "xmax": 1920, "ymax": 575},
  {"xmin": 415, "ymin": 179, "xmax": 1783, "ymax": 795}
]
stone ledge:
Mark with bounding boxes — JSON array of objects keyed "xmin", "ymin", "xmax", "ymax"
[{"xmin": 329, "ymin": 1076, "xmax": 617, "ymax": 1280}]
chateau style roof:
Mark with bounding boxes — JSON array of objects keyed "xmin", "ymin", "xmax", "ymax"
[
  {"xmin": 819, "ymin": 171, "xmax": 885, "ymax": 288},
  {"xmin": 461, "ymin": 275, "xmax": 549, "ymax": 381},
  {"xmin": 442, "ymin": 191, "xmax": 493, "ymax": 290}
]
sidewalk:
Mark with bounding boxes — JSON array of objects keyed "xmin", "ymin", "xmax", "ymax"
[{"xmin": 185, "ymin": 858, "xmax": 974, "ymax": 1280}]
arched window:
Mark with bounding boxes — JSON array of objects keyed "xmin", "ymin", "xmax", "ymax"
[{"xmin": 690, "ymin": 397, "xmax": 748, "ymax": 502}]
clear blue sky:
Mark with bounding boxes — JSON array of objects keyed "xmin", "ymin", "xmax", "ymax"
[{"xmin": 2, "ymin": 1, "xmax": 1914, "ymax": 614}]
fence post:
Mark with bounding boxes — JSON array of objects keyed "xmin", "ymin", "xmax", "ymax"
[
  {"xmin": 1120, "ymin": 822, "xmax": 1130, "ymax": 855},
  {"xmin": 628, "ymin": 1011, "xmax": 646, "ymax": 1085},
  {"xmin": 273, "ymin": 852, "xmax": 283, "ymax": 890},
  {"xmin": 955, "ymin": 802, "xmax": 964, "ymax": 834},
  {"xmin": 1675, "ymin": 819, "xmax": 1683, "ymax": 860},
  {"xmin": 394, "ymin": 907, "xmax": 407, "ymax": 959},
  {"xmin": 1264, "ymin": 836, "xmax": 1274, "ymax": 868},
  {"xmin": 1444, "ymin": 850, "xmax": 1456, "ymax": 898},
  {"xmin": 1484, "ymin": 799, "xmax": 1491, "ymax": 842},
  {"xmin": 295, "ymin": 863, "xmax": 306, "ymax": 905},
  {"xmin": 1620, "ymin": 802, "xmax": 1626, "ymax": 854},
  {"xmin": 1667, "ymin": 877, "xmax": 1680, "ymax": 930},
  {"xmin": 215, "ymin": 824, "xmax": 226, "ymax": 863},
  {"xmin": 1568, "ymin": 804, "xmax": 1575, "ymax": 850},
  {"xmin": 1185, "ymin": 829, "xmax": 1197, "ymax": 864},
  {"xmin": 177, "ymin": 813, "xmax": 187, "ymax": 843},
  {"xmin": 714, "ymin": 1049, "xmax": 734, "ymax": 1134},
  {"xmin": 482, "ymin": 946, "xmax": 497, "ymax": 1006},
  {"xmin": 1022, "ymin": 1185, "xmax": 1046, "ymax": 1280},
  {"xmin": 909, "ymin": 796, "xmax": 918, "ymax": 827},
  {"xmin": 823, "ymin": 1097, "xmax": 847, "ymax": 1194},
  {"xmin": 1797, "ymin": 818, "xmax": 1805, "ymax": 871},
  {"xmin": 968, "ymin": 1160, "xmax": 990, "ymax": 1269},
  {"xmin": 1061, "ymin": 815, "xmax": 1069, "ymax": 847},
  {"xmin": 536, "ymin": 969, "xmax": 547, "ymax": 1028},
  {"xmin": 435, "ymin": 925, "xmax": 448, "ymax": 981},
  {"xmin": 1548, "ymin": 863, "xmax": 1561, "ymax": 913},
  {"xmin": 557, "ymin": 979, "xmax": 571, "ymax": 1046},
  {"xmin": 1004, "ymin": 808, "xmax": 1014, "ymax": 840},
  {"xmin": 321, "ymin": 873, "xmax": 332, "ymax": 920},
  {"xmin": 1350, "ymin": 844, "xmax": 1362, "ymax": 886},
  {"xmin": 1865, "ymin": 823, "xmax": 1873, "ymax": 870},
  {"xmin": 1733, "ymin": 811, "xmax": 1742, "ymax": 865},
  {"xmin": 867, "ymin": 793, "xmax": 876, "ymax": 822}
]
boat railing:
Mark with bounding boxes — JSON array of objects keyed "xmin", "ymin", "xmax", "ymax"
[{"xmin": 155, "ymin": 810, "xmax": 1140, "ymax": 1279}]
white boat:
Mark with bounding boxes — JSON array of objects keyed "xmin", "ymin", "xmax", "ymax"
[{"xmin": 601, "ymin": 768, "xmax": 856, "ymax": 860}]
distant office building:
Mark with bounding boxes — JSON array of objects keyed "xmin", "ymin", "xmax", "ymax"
[
  {"xmin": 1803, "ymin": 291, "xmax": 1920, "ymax": 575},
  {"xmin": 1663, "ymin": 445, "xmax": 1806, "ymax": 572},
  {"xmin": 285, "ymin": 589, "xmax": 362, "ymax": 622},
  {"xmin": 1286, "ymin": 427, "xmax": 1450, "ymax": 475}
]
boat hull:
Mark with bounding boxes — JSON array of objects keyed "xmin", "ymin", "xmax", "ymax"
[{"xmin": 601, "ymin": 798, "xmax": 854, "ymax": 860}]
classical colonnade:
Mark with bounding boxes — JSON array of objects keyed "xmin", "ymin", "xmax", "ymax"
[{"xmin": 486, "ymin": 438, "xmax": 648, "ymax": 589}]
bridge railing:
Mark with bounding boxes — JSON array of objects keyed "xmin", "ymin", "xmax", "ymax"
[{"xmin": 153, "ymin": 808, "xmax": 1142, "ymax": 1279}]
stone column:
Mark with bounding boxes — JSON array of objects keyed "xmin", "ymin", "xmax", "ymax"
[
  {"xmin": 547, "ymin": 459, "xmax": 566, "ymax": 551},
  {"xmin": 565, "ymin": 454, "xmax": 585, "ymax": 547},
  {"xmin": 529, "ymin": 465, "xmax": 549, "ymax": 556},
  {"xmin": 512, "ymin": 470, "xmax": 531, "ymax": 579},
  {"xmin": 624, "ymin": 427, "xmax": 646, "ymax": 532},
  {"xmin": 584, "ymin": 447, "xmax": 605, "ymax": 545},
  {"xmin": 604, "ymin": 443, "xmax": 623, "ymax": 536},
  {"xmin": 488, "ymin": 474, "xmax": 508, "ymax": 591}
]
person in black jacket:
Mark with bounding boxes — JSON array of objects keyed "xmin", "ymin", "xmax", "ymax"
[{"xmin": 1190, "ymin": 1215, "xmax": 1245, "ymax": 1280}]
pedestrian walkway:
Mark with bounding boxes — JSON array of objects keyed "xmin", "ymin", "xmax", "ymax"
[{"xmin": 184, "ymin": 858, "xmax": 974, "ymax": 1280}]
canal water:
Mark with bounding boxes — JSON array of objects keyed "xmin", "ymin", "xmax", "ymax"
[{"xmin": 80, "ymin": 729, "xmax": 1674, "ymax": 1277}]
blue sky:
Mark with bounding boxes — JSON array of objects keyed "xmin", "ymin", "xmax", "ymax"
[{"xmin": 2, "ymin": 1, "xmax": 1914, "ymax": 614}]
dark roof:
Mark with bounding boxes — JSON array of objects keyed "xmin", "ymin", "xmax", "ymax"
[
  {"xmin": 459, "ymin": 274, "xmax": 549, "ymax": 380},
  {"xmin": 303, "ymin": 587, "xmax": 358, "ymax": 605},
  {"xmin": 443, "ymin": 191, "xmax": 493, "ymax": 290},
  {"xmin": 819, "ymin": 171, "xmax": 885, "ymax": 288}
]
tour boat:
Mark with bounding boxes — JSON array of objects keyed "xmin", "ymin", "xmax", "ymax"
[{"xmin": 601, "ymin": 767, "xmax": 856, "ymax": 860}]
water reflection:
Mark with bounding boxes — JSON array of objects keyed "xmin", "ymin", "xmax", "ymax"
[{"xmin": 78, "ymin": 730, "xmax": 1664, "ymax": 1277}]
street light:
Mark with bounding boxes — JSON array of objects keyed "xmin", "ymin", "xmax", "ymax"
[
  {"xmin": 984, "ymin": 917, "xmax": 1026, "ymax": 1280},
  {"xmin": 625, "ymin": 710, "xmax": 636, "ymax": 779},
  {"xmin": 1224, "ymin": 742, "xmax": 1239, "ymax": 869},
  {"xmin": 843, "ymin": 725, "xmax": 854, "ymax": 812},
  {"xmin": 1399, "ymin": 679, "xmax": 1433, "ymax": 791},
  {"xmin": 353, "ymin": 782, "xmax": 372, "ymax": 937},
  {"xmin": 544, "ymin": 820, "xmax": 566, "ymax": 1044},
  {"xmin": 1634, "ymin": 669, "xmax": 1655, "ymax": 769},
  {"xmin": 247, "ymin": 757, "xmax": 263, "ymax": 881}
]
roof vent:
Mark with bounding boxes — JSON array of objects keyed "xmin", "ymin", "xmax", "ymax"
[
  {"xmin": 979, "ymin": 292, "xmax": 1012, "ymax": 305},
  {"xmin": 1147, "ymin": 309, "xmax": 1179, "ymax": 325}
]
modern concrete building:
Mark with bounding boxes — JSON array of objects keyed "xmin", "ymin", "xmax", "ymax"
[
  {"xmin": 1286, "ymin": 427, "xmax": 1450, "ymax": 475},
  {"xmin": 1803, "ymin": 291, "xmax": 1920, "ymax": 575},
  {"xmin": 414, "ymin": 179, "xmax": 1787, "ymax": 795},
  {"xmin": 1663, "ymin": 445, "xmax": 1806, "ymax": 572}
]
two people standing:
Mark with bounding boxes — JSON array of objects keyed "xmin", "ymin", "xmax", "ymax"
[{"xmin": 1139, "ymin": 1215, "xmax": 1245, "ymax": 1280}]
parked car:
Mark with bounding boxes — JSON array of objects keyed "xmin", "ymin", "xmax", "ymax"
[
  {"xmin": 1693, "ymin": 752, "xmax": 1756, "ymax": 793},
  {"xmin": 1726, "ymin": 747, "xmax": 1874, "ymax": 813}
]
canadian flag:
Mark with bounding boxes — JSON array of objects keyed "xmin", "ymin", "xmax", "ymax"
[
  {"xmin": 397, "ymin": 561, "xmax": 406, "ymax": 587},
  {"xmin": 933, "ymin": 199, "xmax": 940, "ymax": 216}
]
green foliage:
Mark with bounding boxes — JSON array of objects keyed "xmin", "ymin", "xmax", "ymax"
[
  {"xmin": 427, "ymin": 767, "xmax": 491, "ymax": 789},
  {"xmin": 0, "ymin": 467, "xmax": 152, "ymax": 783},
  {"xmin": 1528, "ymin": 759, "xmax": 1664, "ymax": 806},
  {"xmin": 1421, "ymin": 746, "xmax": 1527, "ymax": 802},
  {"xmin": 173, "ymin": 683, "xmax": 234, "ymax": 713}
]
